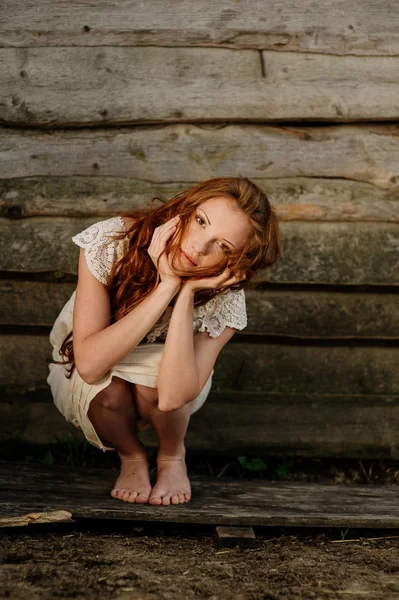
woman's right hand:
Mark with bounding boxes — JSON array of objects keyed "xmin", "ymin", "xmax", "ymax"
[{"xmin": 147, "ymin": 215, "xmax": 182, "ymax": 288}]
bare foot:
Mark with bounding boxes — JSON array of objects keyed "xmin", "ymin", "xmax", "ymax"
[
  {"xmin": 148, "ymin": 453, "xmax": 191, "ymax": 506},
  {"xmin": 111, "ymin": 453, "xmax": 152, "ymax": 503}
]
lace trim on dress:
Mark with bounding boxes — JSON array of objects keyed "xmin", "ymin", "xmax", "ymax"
[
  {"xmin": 145, "ymin": 289, "xmax": 247, "ymax": 342},
  {"xmin": 196, "ymin": 288, "xmax": 247, "ymax": 338},
  {"xmin": 71, "ymin": 216, "xmax": 126, "ymax": 285}
]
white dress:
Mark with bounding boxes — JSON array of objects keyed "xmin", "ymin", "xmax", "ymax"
[{"xmin": 47, "ymin": 216, "xmax": 248, "ymax": 452}]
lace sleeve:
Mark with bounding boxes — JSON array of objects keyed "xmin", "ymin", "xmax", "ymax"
[
  {"xmin": 71, "ymin": 216, "xmax": 127, "ymax": 285},
  {"xmin": 197, "ymin": 288, "xmax": 247, "ymax": 338}
]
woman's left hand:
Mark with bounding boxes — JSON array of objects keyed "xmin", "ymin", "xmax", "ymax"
[{"xmin": 182, "ymin": 268, "xmax": 245, "ymax": 293}]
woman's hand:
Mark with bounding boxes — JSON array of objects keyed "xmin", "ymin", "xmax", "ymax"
[
  {"xmin": 147, "ymin": 216, "xmax": 182, "ymax": 288},
  {"xmin": 182, "ymin": 268, "xmax": 246, "ymax": 293}
]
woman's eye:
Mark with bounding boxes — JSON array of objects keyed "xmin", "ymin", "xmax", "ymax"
[
  {"xmin": 196, "ymin": 216, "xmax": 205, "ymax": 226},
  {"xmin": 196, "ymin": 216, "xmax": 229, "ymax": 252}
]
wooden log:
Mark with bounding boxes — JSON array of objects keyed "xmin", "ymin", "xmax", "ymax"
[
  {"xmin": 1, "ymin": 388, "xmax": 399, "ymax": 459},
  {"xmin": 1, "ymin": 334, "xmax": 398, "ymax": 395},
  {"xmin": 2, "ymin": 280, "xmax": 399, "ymax": 340},
  {"xmin": 1, "ymin": 176, "xmax": 398, "ymax": 223},
  {"xmin": 2, "ymin": 125, "xmax": 399, "ymax": 190},
  {"xmin": 1, "ymin": 217, "xmax": 398, "ymax": 285},
  {"xmin": 1, "ymin": 0, "xmax": 398, "ymax": 58},
  {"xmin": 2, "ymin": 47, "xmax": 399, "ymax": 124}
]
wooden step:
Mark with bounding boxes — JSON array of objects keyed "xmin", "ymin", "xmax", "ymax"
[{"xmin": 1, "ymin": 461, "xmax": 399, "ymax": 529}]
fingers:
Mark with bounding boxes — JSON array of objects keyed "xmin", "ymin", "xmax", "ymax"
[
  {"xmin": 148, "ymin": 216, "xmax": 180, "ymax": 262},
  {"xmin": 215, "ymin": 268, "xmax": 246, "ymax": 289}
]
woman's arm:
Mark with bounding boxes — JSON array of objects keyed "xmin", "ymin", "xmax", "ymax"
[
  {"xmin": 75, "ymin": 276, "xmax": 180, "ymax": 385},
  {"xmin": 157, "ymin": 285, "xmax": 235, "ymax": 411},
  {"xmin": 74, "ymin": 216, "xmax": 182, "ymax": 385}
]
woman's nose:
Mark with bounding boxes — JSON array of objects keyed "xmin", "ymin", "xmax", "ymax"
[{"xmin": 191, "ymin": 237, "xmax": 207, "ymax": 256}]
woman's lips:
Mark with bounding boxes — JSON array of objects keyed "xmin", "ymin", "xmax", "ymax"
[{"xmin": 181, "ymin": 250, "xmax": 196, "ymax": 266}]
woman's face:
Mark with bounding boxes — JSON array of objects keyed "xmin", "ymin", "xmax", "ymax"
[{"xmin": 175, "ymin": 196, "xmax": 252, "ymax": 270}]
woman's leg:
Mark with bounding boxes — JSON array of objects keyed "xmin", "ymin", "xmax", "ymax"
[
  {"xmin": 87, "ymin": 376, "xmax": 152, "ymax": 504},
  {"xmin": 133, "ymin": 384, "xmax": 195, "ymax": 505}
]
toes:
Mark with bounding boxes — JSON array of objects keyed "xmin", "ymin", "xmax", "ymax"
[
  {"xmin": 120, "ymin": 489, "xmax": 131, "ymax": 501},
  {"xmin": 162, "ymin": 493, "xmax": 172, "ymax": 506},
  {"xmin": 171, "ymin": 493, "xmax": 180, "ymax": 505},
  {"xmin": 127, "ymin": 491, "xmax": 139, "ymax": 503},
  {"xmin": 135, "ymin": 493, "xmax": 150, "ymax": 504},
  {"xmin": 184, "ymin": 492, "xmax": 191, "ymax": 502},
  {"xmin": 149, "ymin": 494, "xmax": 162, "ymax": 505},
  {"xmin": 178, "ymin": 493, "xmax": 185, "ymax": 504}
]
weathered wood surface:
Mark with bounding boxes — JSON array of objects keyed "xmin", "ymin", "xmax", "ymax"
[
  {"xmin": 2, "ymin": 176, "xmax": 399, "ymax": 222},
  {"xmin": 216, "ymin": 526, "xmax": 256, "ymax": 548},
  {"xmin": 1, "ymin": 461, "xmax": 399, "ymax": 529},
  {"xmin": 1, "ymin": 0, "xmax": 398, "ymax": 58},
  {"xmin": 2, "ymin": 280, "xmax": 399, "ymax": 339},
  {"xmin": 1, "ymin": 218, "xmax": 398, "ymax": 285},
  {"xmin": 2, "ymin": 389, "xmax": 399, "ymax": 458},
  {"xmin": 2, "ymin": 125, "xmax": 399, "ymax": 191},
  {"xmin": 2, "ymin": 336, "xmax": 399, "ymax": 394},
  {"xmin": 0, "ymin": 509, "xmax": 73, "ymax": 528},
  {"xmin": 4, "ymin": 45, "xmax": 399, "ymax": 124}
]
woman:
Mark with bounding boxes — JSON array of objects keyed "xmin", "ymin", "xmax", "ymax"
[{"xmin": 47, "ymin": 176, "xmax": 280, "ymax": 506}]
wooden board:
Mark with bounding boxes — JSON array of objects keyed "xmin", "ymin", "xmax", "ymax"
[
  {"xmin": 2, "ymin": 176, "xmax": 398, "ymax": 222},
  {"xmin": 2, "ymin": 336, "xmax": 399, "ymax": 393},
  {"xmin": 3, "ymin": 46, "xmax": 399, "ymax": 124},
  {"xmin": 2, "ymin": 125, "xmax": 399, "ymax": 190},
  {"xmin": 1, "ymin": 461, "xmax": 399, "ymax": 529},
  {"xmin": 1, "ymin": 218, "xmax": 398, "ymax": 285},
  {"xmin": 2, "ymin": 280, "xmax": 399, "ymax": 339},
  {"xmin": 1, "ymin": 0, "xmax": 398, "ymax": 57},
  {"xmin": 2, "ymin": 388, "xmax": 399, "ymax": 459}
]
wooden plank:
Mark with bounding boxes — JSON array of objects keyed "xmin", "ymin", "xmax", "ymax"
[
  {"xmin": 1, "ymin": 176, "xmax": 398, "ymax": 223},
  {"xmin": 2, "ymin": 388, "xmax": 399, "ymax": 459},
  {"xmin": 1, "ymin": 0, "xmax": 398, "ymax": 57},
  {"xmin": 2, "ymin": 280, "xmax": 399, "ymax": 339},
  {"xmin": 2, "ymin": 125, "xmax": 399, "ymax": 190},
  {"xmin": 3, "ymin": 47, "xmax": 399, "ymax": 124},
  {"xmin": 1, "ymin": 461, "xmax": 399, "ymax": 529},
  {"xmin": 216, "ymin": 526, "xmax": 256, "ymax": 548},
  {"xmin": 1, "ymin": 218, "xmax": 398, "ymax": 285},
  {"xmin": 2, "ymin": 335, "xmax": 399, "ymax": 394},
  {"xmin": 0, "ymin": 510, "xmax": 73, "ymax": 528}
]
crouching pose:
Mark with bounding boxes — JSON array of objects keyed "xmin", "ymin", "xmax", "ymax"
[{"xmin": 47, "ymin": 176, "xmax": 280, "ymax": 505}]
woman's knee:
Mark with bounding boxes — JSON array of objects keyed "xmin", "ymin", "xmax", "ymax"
[
  {"xmin": 134, "ymin": 383, "xmax": 159, "ymax": 406},
  {"xmin": 90, "ymin": 376, "xmax": 134, "ymax": 413}
]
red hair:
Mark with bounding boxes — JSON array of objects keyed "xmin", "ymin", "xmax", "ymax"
[{"xmin": 50, "ymin": 176, "xmax": 280, "ymax": 377}]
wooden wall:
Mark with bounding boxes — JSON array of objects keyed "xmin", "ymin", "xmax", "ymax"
[{"xmin": 1, "ymin": 1, "xmax": 399, "ymax": 458}]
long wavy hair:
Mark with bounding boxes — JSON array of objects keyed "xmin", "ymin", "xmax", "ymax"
[{"xmin": 49, "ymin": 176, "xmax": 280, "ymax": 378}]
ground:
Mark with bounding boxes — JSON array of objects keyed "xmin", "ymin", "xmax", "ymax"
[{"xmin": 1, "ymin": 522, "xmax": 399, "ymax": 599}]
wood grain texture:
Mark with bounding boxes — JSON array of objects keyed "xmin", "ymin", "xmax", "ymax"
[
  {"xmin": 1, "ymin": 382, "xmax": 399, "ymax": 459},
  {"xmin": 2, "ymin": 280, "xmax": 399, "ymax": 339},
  {"xmin": 2, "ymin": 46, "xmax": 399, "ymax": 123},
  {"xmin": 2, "ymin": 334, "xmax": 398, "ymax": 395},
  {"xmin": 1, "ymin": 0, "xmax": 399, "ymax": 58},
  {"xmin": 2, "ymin": 460, "xmax": 399, "ymax": 528},
  {"xmin": 2, "ymin": 125, "xmax": 399, "ymax": 190},
  {"xmin": 1, "ymin": 176, "xmax": 398, "ymax": 222},
  {"xmin": 1, "ymin": 217, "xmax": 398, "ymax": 285}
]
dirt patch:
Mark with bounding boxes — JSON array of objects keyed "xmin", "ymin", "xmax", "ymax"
[{"xmin": 1, "ymin": 522, "xmax": 399, "ymax": 599}]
